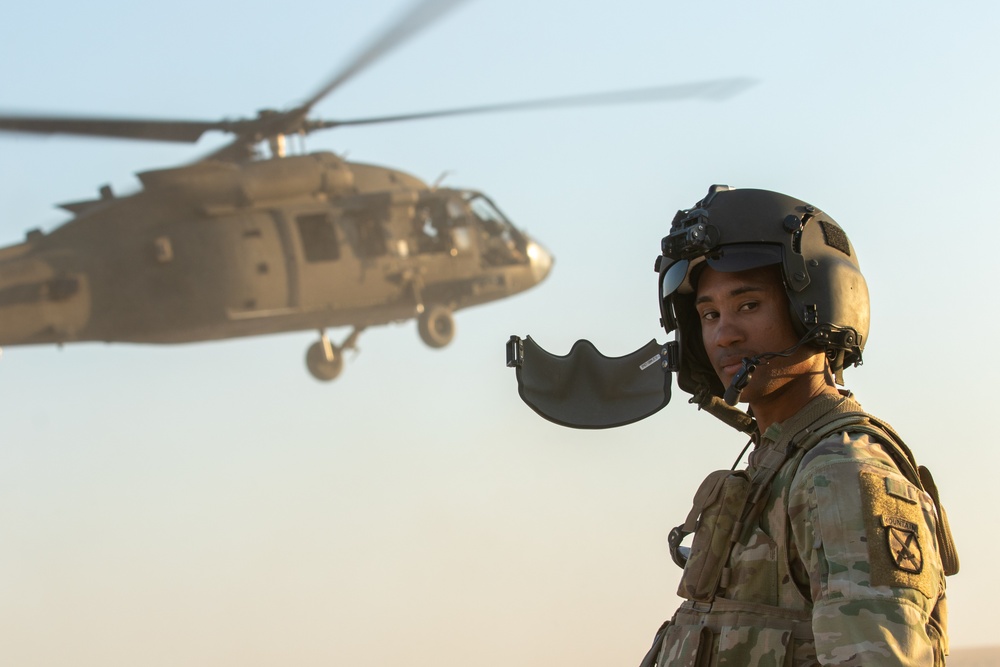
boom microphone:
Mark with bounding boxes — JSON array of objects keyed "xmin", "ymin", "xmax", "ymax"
[{"xmin": 723, "ymin": 356, "xmax": 758, "ymax": 406}]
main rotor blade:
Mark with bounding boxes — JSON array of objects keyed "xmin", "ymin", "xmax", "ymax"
[
  {"xmin": 310, "ymin": 78, "xmax": 758, "ymax": 130},
  {"xmin": 0, "ymin": 0, "xmax": 473, "ymax": 148},
  {"xmin": 0, "ymin": 114, "xmax": 231, "ymax": 143},
  {"xmin": 298, "ymin": 0, "xmax": 471, "ymax": 114}
]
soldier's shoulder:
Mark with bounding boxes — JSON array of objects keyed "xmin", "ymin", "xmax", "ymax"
[{"xmin": 795, "ymin": 428, "xmax": 897, "ymax": 480}]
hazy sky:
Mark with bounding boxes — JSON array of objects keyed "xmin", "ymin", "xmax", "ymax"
[{"xmin": 1, "ymin": 1, "xmax": 997, "ymax": 664}]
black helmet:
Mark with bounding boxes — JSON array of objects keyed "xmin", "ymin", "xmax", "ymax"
[{"xmin": 655, "ymin": 185, "xmax": 869, "ymax": 404}]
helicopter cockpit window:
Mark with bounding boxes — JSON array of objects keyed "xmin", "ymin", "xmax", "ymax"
[
  {"xmin": 296, "ymin": 213, "xmax": 341, "ymax": 262},
  {"xmin": 465, "ymin": 193, "xmax": 526, "ymax": 266},
  {"xmin": 466, "ymin": 195, "xmax": 506, "ymax": 226}
]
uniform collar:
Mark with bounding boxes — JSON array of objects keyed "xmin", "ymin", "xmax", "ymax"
[{"xmin": 750, "ymin": 391, "xmax": 859, "ymax": 470}]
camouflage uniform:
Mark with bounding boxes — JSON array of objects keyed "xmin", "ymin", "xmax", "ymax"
[{"xmin": 649, "ymin": 393, "xmax": 951, "ymax": 666}]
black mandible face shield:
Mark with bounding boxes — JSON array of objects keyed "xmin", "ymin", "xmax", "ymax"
[{"xmin": 506, "ymin": 335, "xmax": 673, "ymax": 429}]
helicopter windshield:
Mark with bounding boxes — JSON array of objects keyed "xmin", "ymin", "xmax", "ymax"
[{"xmin": 464, "ymin": 192, "xmax": 527, "ymax": 266}]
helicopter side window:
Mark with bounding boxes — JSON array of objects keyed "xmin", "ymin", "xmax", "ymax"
[
  {"xmin": 360, "ymin": 217, "xmax": 388, "ymax": 257},
  {"xmin": 343, "ymin": 212, "xmax": 388, "ymax": 258},
  {"xmin": 296, "ymin": 213, "xmax": 341, "ymax": 262}
]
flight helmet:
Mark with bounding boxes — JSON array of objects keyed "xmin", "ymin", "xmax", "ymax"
[{"xmin": 655, "ymin": 185, "xmax": 869, "ymax": 403}]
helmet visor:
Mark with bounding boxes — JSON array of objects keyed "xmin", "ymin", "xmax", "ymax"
[{"xmin": 660, "ymin": 243, "xmax": 783, "ymax": 298}]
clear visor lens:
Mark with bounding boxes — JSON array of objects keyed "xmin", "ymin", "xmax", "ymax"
[{"xmin": 659, "ymin": 244, "xmax": 783, "ymax": 301}]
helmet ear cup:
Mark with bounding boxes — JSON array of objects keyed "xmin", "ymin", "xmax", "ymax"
[{"xmin": 790, "ymin": 216, "xmax": 869, "ymax": 373}]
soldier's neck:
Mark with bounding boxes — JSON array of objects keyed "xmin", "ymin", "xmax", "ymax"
[{"xmin": 750, "ymin": 373, "xmax": 840, "ymax": 437}]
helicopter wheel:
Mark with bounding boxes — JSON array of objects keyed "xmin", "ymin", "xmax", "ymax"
[
  {"xmin": 306, "ymin": 340, "xmax": 344, "ymax": 381},
  {"xmin": 418, "ymin": 304, "xmax": 455, "ymax": 348}
]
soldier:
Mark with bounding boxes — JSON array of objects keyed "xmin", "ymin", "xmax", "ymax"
[{"xmin": 642, "ymin": 185, "xmax": 959, "ymax": 666}]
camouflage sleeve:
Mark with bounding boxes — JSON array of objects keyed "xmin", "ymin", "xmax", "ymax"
[{"xmin": 788, "ymin": 431, "xmax": 947, "ymax": 666}]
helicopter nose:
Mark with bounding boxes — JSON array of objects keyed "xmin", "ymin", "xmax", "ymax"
[{"xmin": 526, "ymin": 240, "xmax": 554, "ymax": 283}]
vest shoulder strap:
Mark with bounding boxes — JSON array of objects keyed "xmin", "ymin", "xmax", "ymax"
[{"xmin": 792, "ymin": 410, "xmax": 959, "ymax": 576}]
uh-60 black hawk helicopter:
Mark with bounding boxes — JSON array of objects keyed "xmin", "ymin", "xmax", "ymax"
[{"xmin": 0, "ymin": 0, "xmax": 753, "ymax": 381}]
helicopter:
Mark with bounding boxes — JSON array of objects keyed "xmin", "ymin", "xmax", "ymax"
[{"xmin": 0, "ymin": 0, "xmax": 754, "ymax": 382}]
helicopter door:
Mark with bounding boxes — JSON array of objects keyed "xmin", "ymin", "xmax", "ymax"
[{"xmin": 225, "ymin": 210, "xmax": 292, "ymax": 317}]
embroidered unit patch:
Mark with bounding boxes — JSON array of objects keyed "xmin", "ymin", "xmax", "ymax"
[{"xmin": 883, "ymin": 516, "xmax": 923, "ymax": 573}]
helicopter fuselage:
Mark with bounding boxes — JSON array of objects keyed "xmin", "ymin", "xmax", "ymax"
[{"xmin": 0, "ymin": 152, "xmax": 553, "ymax": 365}]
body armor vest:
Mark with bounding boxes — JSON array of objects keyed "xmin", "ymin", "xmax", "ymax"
[{"xmin": 643, "ymin": 395, "xmax": 957, "ymax": 667}]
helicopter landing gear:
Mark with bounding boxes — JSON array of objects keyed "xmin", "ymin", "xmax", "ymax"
[
  {"xmin": 306, "ymin": 337, "xmax": 342, "ymax": 381},
  {"xmin": 418, "ymin": 304, "xmax": 455, "ymax": 348},
  {"xmin": 305, "ymin": 328, "xmax": 363, "ymax": 381}
]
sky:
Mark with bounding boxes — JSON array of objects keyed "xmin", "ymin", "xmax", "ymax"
[{"xmin": 1, "ymin": 0, "xmax": 998, "ymax": 664}]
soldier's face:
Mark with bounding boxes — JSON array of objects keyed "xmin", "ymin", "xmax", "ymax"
[{"xmin": 695, "ymin": 264, "xmax": 819, "ymax": 404}]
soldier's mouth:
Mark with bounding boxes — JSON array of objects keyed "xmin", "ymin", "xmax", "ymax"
[
  {"xmin": 717, "ymin": 353, "xmax": 755, "ymax": 380},
  {"xmin": 721, "ymin": 362, "xmax": 743, "ymax": 377}
]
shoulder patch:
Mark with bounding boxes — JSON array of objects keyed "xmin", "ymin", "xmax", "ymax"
[{"xmin": 859, "ymin": 470, "xmax": 937, "ymax": 598}]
